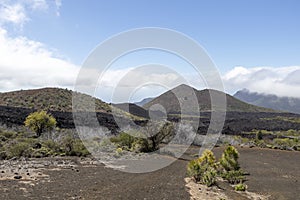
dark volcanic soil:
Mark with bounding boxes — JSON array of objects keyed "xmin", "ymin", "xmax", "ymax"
[{"xmin": 0, "ymin": 147, "xmax": 299, "ymax": 200}]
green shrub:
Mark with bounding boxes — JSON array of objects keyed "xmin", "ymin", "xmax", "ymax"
[
  {"xmin": 256, "ymin": 131, "xmax": 263, "ymax": 140},
  {"xmin": 60, "ymin": 135, "xmax": 74, "ymax": 155},
  {"xmin": 71, "ymin": 139, "xmax": 90, "ymax": 156},
  {"xmin": 0, "ymin": 148, "xmax": 7, "ymax": 159},
  {"xmin": 202, "ymin": 167, "xmax": 217, "ymax": 187},
  {"xmin": 273, "ymin": 138, "xmax": 293, "ymax": 147},
  {"xmin": 110, "ymin": 132, "xmax": 135, "ymax": 150},
  {"xmin": 187, "ymin": 149, "xmax": 217, "ymax": 184},
  {"xmin": 116, "ymin": 147, "xmax": 123, "ymax": 155},
  {"xmin": 221, "ymin": 170, "xmax": 245, "ymax": 184},
  {"xmin": 31, "ymin": 146, "xmax": 52, "ymax": 158},
  {"xmin": 220, "ymin": 145, "xmax": 240, "ymax": 171},
  {"xmin": 0, "ymin": 130, "xmax": 17, "ymax": 139},
  {"xmin": 60, "ymin": 136, "xmax": 90, "ymax": 156},
  {"xmin": 6, "ymin": 142, "xmax": 33, "ymax": 158},
  {"xmin": 110, "ymin": 132, "xmax": 151, "ymax": 153},
  {"xmin": 131, "ymin": 138, "xmax": 149, "ymax": 152},
  {"xmin": 42, "ymin": 140, "xmax": 61, "ymax": 153},
  {"xmin": 99, "ymin": 137, "xmax": 112, "ymax": 147},
  {"xmin": 234, "ymin": 183, "xmax": 247, "ymax": 191}
]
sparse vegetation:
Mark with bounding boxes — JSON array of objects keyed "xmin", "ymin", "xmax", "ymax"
[
  {"xmin": 262, "ymin": 116, "xmax": 300, "ymax": 124},
  {"xmin": 110, "ymin": 132, "xmax": 136, "ymax": 150},
  {"xmin": 109, "ymin": 122, "xmax": 175, "ymax": 154},
  {"xmin": 0, "ymin": 87, "xmax": 112, "ymax": 112},
  {"xmin": 222, "ymin": 129, "xmax": 300, "ymax": 152},
  {"xmin": 0, "ymin": 126, "xmax": 90, "ymax": 159}
]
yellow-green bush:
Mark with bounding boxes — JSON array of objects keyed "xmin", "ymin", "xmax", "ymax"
[
  {"xmin": 234, "ymin": 183, "xmax": 247, "ymax": 191},
  {"xmin": 187, "ymin": 149, "xmax": 217, "ymax": 183},
  {"xmin": 220, "ymin": 145, "xmax": 240, "ymax": 171},
  {"xmin": 24, "ymin": 110, "xmax": 56, "ymax": 137}
]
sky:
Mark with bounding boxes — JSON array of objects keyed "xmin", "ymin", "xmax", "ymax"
[{"xmin": 0, "ymin": 0, "xmax": 300, "ymax": 102}]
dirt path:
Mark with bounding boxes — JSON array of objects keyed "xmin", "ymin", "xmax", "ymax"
[
  {"xmin": 0, "ymin": 147, "xmax": 299, "ymax": 200},
  {"xmin": 234, "ymin": 147, "xmax": 300, "ymax": 200}
]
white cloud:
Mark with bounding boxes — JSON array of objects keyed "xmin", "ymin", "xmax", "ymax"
[
  {"xmin": 0, "ymin": 0, "xmax": 58, "ymax": 28},
  {"xmin": 26, "ymin": 0, "xmax": 48, "ymax": 11},
  {"xmin": 0, "ymin": 0, "xmax": 70, "ymax": 92},
  {"xmin": 0, "ymin": 3, "xmax": 28, "ymax": 27},
  {"xmin": 55, "ymin": 0, "xmax": 62, "ymax": 16},
  {"xmin": 223, "ymin": 66, "xmax": 300, "ymax": 98},
  {"xmin": 0, "ymin": 27, "xmax": 79, "ymax": 91}
]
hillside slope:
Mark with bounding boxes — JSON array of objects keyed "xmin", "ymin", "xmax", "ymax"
[
  {"xmin": 0, "ymin": 88, "xmax": 111, "ymax": 113},
  {"xmin": 112, "ymin": 103, "xmax": 149, "ymax": 118}
]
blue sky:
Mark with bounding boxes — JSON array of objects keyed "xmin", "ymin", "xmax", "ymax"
[
  {"xmin": 23, "ymin": 1, "xmax": 300, "ymax": 69},
  {"xmin": 0, "ymin": 0, "xmax": 300, "ymax": 101}
]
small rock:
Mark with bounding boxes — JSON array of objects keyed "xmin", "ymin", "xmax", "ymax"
[{"xmin": 14, "ymin": 175, "xmax": 22, "ymax": 179}]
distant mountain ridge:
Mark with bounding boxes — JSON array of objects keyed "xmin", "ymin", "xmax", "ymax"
[
  {"xmin": 143, "ymin": 84, "xmax": 274, "ymax": 114},
  {"xmin": 134, "ymin": 97, "xmax": 154, "ymax": 106},
  {"xmin": 234, "ymin": 89, "xmax": 300, "ymax": 114}
]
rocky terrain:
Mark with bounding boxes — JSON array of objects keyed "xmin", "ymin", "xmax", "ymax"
[{"xmin": 0, "ymin": 147, "xmax": 299, "ymax": 200}]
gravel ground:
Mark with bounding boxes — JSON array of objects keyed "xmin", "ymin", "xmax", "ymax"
[{"xmin": 0, "ymin": 147, "xmax": 299, "ymax": 200}]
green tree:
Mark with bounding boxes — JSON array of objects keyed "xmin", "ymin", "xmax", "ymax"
[{"xmin": 24, "ymin": 111, "xmax": 57, "ymax": 137}]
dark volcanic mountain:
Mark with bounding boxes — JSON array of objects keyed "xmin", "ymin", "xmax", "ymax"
[
  {"xmin": 234, "ymin": 89, "xmax": 300, "ymax": 114},
  {"xmin": 143, "ymin": 84, "xmax": 274, "ymax": 114},
  {"xmin": 1, "ymin": 86, "xmax": 299, "ymax": 136}
]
